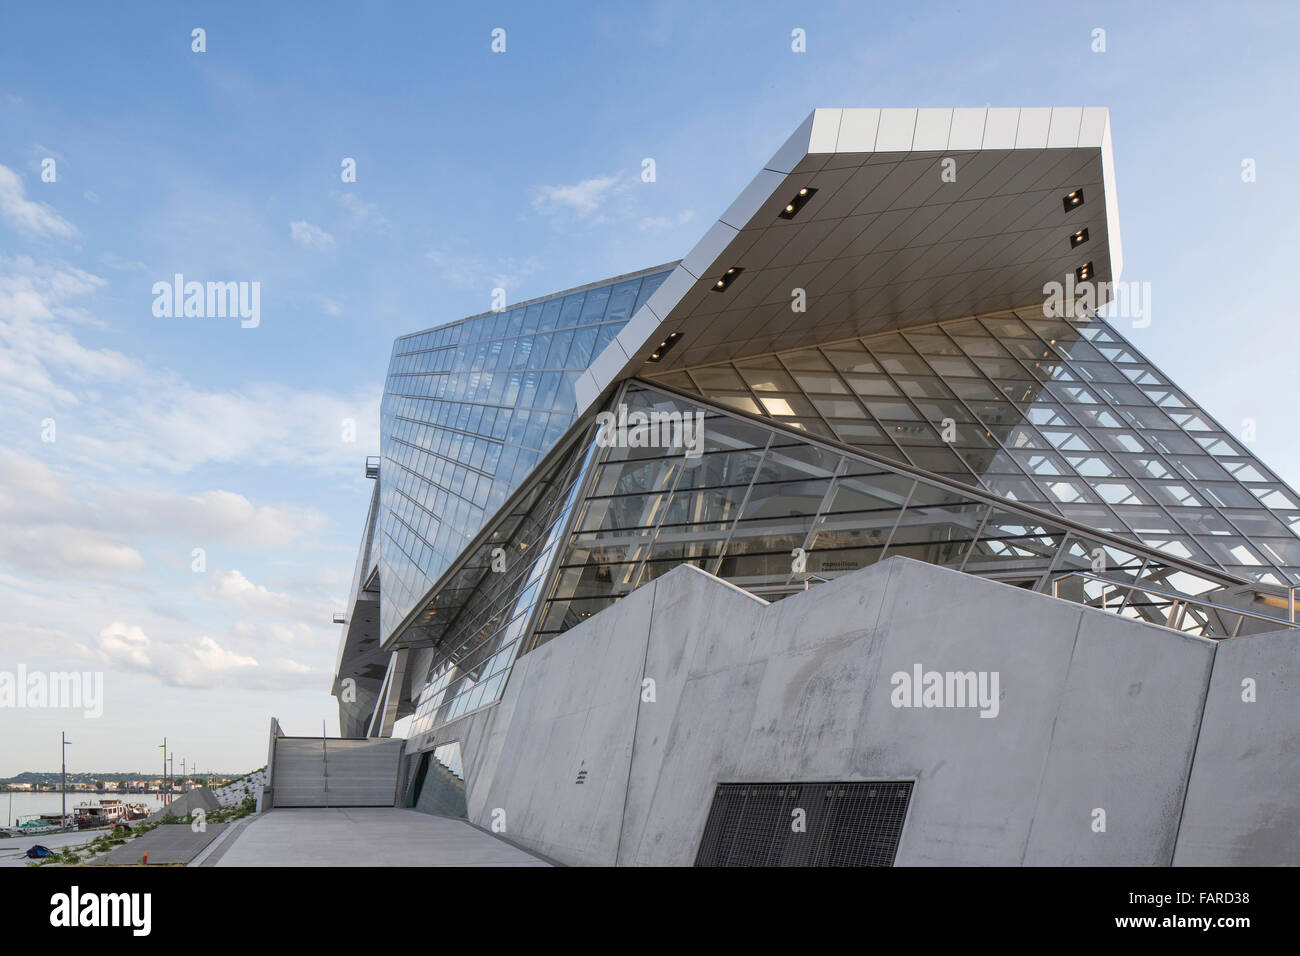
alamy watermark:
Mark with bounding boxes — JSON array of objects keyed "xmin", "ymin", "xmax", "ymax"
[
  {"xmin": 50, "ymin": 886, "xmax": 150, "ymax": 936},
  {"xmin": 890, "ymin": 663, "xmax": 999, "ymax": 718},
  {"xmin": 152, "ymin": 274, "xmax": 260, "ymax": 328},
  {"xmin": 1043, "ymin": 274, "xmax": 1151, "ymax": 328},
  {"xmin": 595, "ymin": 404, "xmax": 706, "ymax": 459},
  {"xmin": 0, "ymin": 665, "xmax": 103, "ymax": 718}
]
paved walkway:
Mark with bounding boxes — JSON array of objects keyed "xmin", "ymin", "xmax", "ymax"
[
  {"xmin": 212, "ymin": 808, "xmax": 550, "ymax": 867},
  {"xmin": 0, "ymin": 830, "xmax": 99, "ymax": 867},
  {"xmin": 89, "ymin": 823, "xmax": 228, "ymax": 866}
]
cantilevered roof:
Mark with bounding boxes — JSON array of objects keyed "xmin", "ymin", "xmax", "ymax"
[{"xmin": 576, "ymin": 106, "xmax": 1121, "ymax": 405}]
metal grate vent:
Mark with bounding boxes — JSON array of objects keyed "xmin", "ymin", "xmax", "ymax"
[{"xmin": 694, "ymin": 781, "xmax": 912, "ymax": 867}]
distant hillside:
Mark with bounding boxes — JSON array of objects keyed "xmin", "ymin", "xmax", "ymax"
[{"xmin": 2, "ymin": 770, "xmax": 238, "ymax": 784}]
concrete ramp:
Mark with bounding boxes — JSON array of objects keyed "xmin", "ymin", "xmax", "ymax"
[
  {"xmin": 212, "ymin": 808, "xmax": 549, "ymax": 866},
  {"xmin": 271, "ymin": 737, "xmax": 403, "ymax": 808}
]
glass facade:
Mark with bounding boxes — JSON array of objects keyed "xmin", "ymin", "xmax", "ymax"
[
  {"xmin": 534, "ymin": 381, "xmax": 1256, "ymax": 645},
  {"xmin": 645, "ymin": 310, "xmax": 1300, "ymax": 588},
  {"xmin": 376, "ymin": 266, "xmax": 674, "ymax": 641},
  {"xmin": 407, "ymin": 432, "xmax": 598, "ymax": 734},
  {"xmin": 400, "ymin": 372, "xmax": 1297, "ymax": 748},
  {"xmin": 376, "ymin": 293, "xmax": 1300, "ymax": 746}
]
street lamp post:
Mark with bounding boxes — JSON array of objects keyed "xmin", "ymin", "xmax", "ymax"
[
  {"xmin": 159, "ymin": 737, "xmax": 167, "ymax": 806},
  {"xmin": 61, "ymin": 732, "xmax": 72, "ymax": 830}
]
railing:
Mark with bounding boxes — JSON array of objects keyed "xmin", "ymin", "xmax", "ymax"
[
  {"xmin": 746, "ymin": 573, "xmax": 831, "ymax": 597},
  {"xmin": 262, "ymin": 717, "xmax": 285, "ymax": 813},
  {"xmin": 1050, "ymin": 571, "xmax": 1299, "ymax": 639}
]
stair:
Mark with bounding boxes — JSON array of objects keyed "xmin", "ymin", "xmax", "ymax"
[{"xmin": 271, "ymin": 737, "xmax": 404, "ymax": 808}]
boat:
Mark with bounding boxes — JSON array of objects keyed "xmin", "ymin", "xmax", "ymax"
[
  {"xmin": 74, "ymin": 798, "xmax": 127, "ymax": 829},
  {"xmin": 124, "ymin": 803, "xmax": 150, "ymax": 821},
  {"xmin": 2, "ymin": 815, "xmax": 59, "ymax": 837}
]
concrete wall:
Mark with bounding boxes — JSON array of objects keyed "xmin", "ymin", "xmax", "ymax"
[
  {"xmin": 1174, "ymin": 627, "xmax": 1300, "ymax": 865},
  {"xmin": 146, "ymin": 787, "xmax": 221, "ymax": 824},
  {"xmin": 421, "ymin": 557, "xmax": 1292, "ymax": 866}
]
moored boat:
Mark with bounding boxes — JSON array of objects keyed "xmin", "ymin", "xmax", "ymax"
[
  {"xmin": 2, "ymin": 815, "xmax": 60, "ymax": 837},
  {"xmin": 74, "ymin": 798, "xmax": 127, "ymax": 829}
]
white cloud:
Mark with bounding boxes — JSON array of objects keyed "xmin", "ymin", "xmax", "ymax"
[
  {"xmin": 89, "ymin": 619, "xmax": 324, "ymax": 691},
  {"xmin": 0, "ymin": 256, "xmax": 128, "ymax": 405},
  {"xmin": 114, "ymin": 488, "xmax": 328, "ymax": 548},
  {"xmin": 98, "ymin": 252, "xmax": 148, "ymax": 272},
  {"xmin": 0, "ymin": 257, "xmax": 379, "ymax": 474},
  {"xmin": 0, "ymin": 455, "xmax": 329, "ymax": 581},
  {"xmin": 0, "ymin": 249, "xmax": 345, "ymax": 713},
  {"xmin": 97, "ymin": 622, "xmax": 153, "ymax": 668},
  {"xmin": 233, "ymin": 619, "xmax": 320, "ymax": 645},
  {"xmin": 73, "ymin": 382, "xmax": 379, "ymax": 475},
  {"xmin": 0, "ymin": 164, "xmax": 78, "ymax": 240},
  {"xmin": 0, "ymin": 459, "xmax": 147, "ymax": 577},
  {"xmin": 532, "ymin": 173, "xmax": 626, "ymax": 220},
  {"xmin": 638, "ymin": 209, "xmax": 696, "ymax": 231},
  {"xmin": 289, "ymin": 219, "xmax": 335, "ymax": 251},
  {"xmin": 192, "ymin": 635, "xmax": 259, "ymax": 674},
  {"xmin": 0, "ymin": 523, "xmax": 145, "ymax": 579},
  {"xmin": 201, "ymin": 569, "xmax": 318, "ymax": 619},
  {"xmin": 425, "ymin": 245, "xmax": 543, "ymax": 293},
  {"xmin": 93, "ymin": 622, "xmax": 271, "ymax": 688},
  {"xmin": 335, "ymin": 192, "xmax": 392, "ymax": 231}
]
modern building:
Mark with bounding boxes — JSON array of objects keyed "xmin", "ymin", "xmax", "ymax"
[{"xmin": 324, "ymin": 108, "xmax": 1300, "ymax": 866}]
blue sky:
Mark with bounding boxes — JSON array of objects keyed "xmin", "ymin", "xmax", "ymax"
[{"xmin": 1, "ymin": 0, "xmax": 1297, "ymax": 774}]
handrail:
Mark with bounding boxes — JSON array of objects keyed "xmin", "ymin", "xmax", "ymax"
[
  {"xmin": 744, "ymin": 574, "xmax": 831, "ymax": 596},
  {"xmin": 1049, "ymin": 571, "xmax": 1299, "ymax": 635}
]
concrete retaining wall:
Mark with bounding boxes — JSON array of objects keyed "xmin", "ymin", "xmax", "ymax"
[
  {"xmin": 146, "ymin": 787, "xmax": 221, "ymax": 824},
  {"xmin": 422, "ymin": 556, "xmax": 1294, "ymax": 866},
  {"xmin": 1173, "ymin": 627, "xmax": 1300, "ymax": 865}
]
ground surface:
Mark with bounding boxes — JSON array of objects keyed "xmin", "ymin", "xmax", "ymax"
[
  {"xmin": 88, "ymin": 823, "xmax": 229, "ymax": 866},
  {"xmin": 209, "ymin": 808, "xmax": 550, "ymax": 867},
  {"xmin": 0, "ymin": 829, "xmax": 101, "ymax": 867}
]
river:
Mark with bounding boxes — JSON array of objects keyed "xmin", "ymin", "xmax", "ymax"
[{"xmin": 1, "ymin": 792, "xmax": 169, "ymax": 825}]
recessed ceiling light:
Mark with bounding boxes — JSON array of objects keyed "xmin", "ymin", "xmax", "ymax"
[
  {"xmin": 778, "ymin": 186, "xmax": 818, "ymax": 220},
  {"xmin": 1070, "ymin": 227, "xmax": 1089, "ymax": 248},
  {"xmin": 1063, "ymin": 189, "xmax": 1084, "ymax": 212},
  {"xmin": 710, "ymin": 267, "xmax": 743, "ymax": 293},
  {"xmin": 645, "ymin": 331, "xmax": 682, "ymax": 363},
  {"xmin": 1076, "ymin": 261, "xmax": 1094, "ymax": 282}
]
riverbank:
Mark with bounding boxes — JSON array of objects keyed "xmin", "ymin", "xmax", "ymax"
[{"xmin": 1, "ymin": 792, "xmax": 171, "ymax": 825}]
